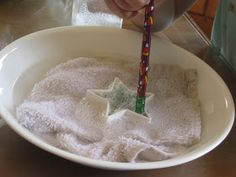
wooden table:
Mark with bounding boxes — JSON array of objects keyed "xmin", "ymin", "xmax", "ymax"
[{"xmin": 0, "ymin": 8, "xmax": 236, "ymax": 177}]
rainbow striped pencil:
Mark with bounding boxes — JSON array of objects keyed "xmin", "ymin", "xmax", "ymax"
[{"xmin": 135, "ymin": 0, "xmax": 155, "ymax": 114}]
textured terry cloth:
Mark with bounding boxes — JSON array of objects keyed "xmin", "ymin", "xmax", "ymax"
[{"xmin": 16, "ymin": 57, "xmax": 201, "ymax": 162}]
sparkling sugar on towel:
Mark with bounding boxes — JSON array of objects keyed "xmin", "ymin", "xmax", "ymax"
[{"xmin": 16, "ymin": 57, "xmax": 201, "ymax": 162}]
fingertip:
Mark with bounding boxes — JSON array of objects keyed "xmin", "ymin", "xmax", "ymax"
[{"xmin": 104, "ymin": 0, "xmax": 138, "ymax": 19}]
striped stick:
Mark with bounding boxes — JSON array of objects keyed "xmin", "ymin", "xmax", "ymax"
[{"xmin": 135, "ymin": 0, "xmax": 155, "ymax": 114}]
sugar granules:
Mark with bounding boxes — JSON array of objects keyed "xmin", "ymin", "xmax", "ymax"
[{"xmin": 16, "ymin": 57, "xmax": 201, "ymax": 162}]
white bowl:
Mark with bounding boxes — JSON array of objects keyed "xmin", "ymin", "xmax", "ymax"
[{"xmin": 0, "ymin": 27, "xmax": 234, "ymax": 170}]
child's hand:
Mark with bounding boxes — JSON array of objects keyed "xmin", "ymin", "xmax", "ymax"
[{"xmin": 104, "ymin": 0, "xmax": 150, "ymax": 18}]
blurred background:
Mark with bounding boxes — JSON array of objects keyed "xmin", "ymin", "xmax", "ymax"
[
  {"xmin": 0, "ymin": 0, "xmax": 220, "ymax": 47},
  {"xmin": 188, "ymin": 0, "xmax": 220, "ymax": 38}
]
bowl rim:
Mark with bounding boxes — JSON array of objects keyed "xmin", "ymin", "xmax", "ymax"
[{"xmin": 0, "ymin": 26, "xmax": 235, "ymax": 170}]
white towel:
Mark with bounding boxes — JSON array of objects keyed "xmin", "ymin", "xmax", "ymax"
[{"xmin": 16, "ymin": 57, "xmax": 201, "ymax": 162}]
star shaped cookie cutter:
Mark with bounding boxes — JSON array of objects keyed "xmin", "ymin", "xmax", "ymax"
[{"xmin": 86, "ymin": 78, "xmax": 154, "ymax": 123}]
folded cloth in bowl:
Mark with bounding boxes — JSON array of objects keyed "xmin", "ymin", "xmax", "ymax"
[{"xmin": 16, "ymin": 57, "xmax": 201, "ymax": 162}]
